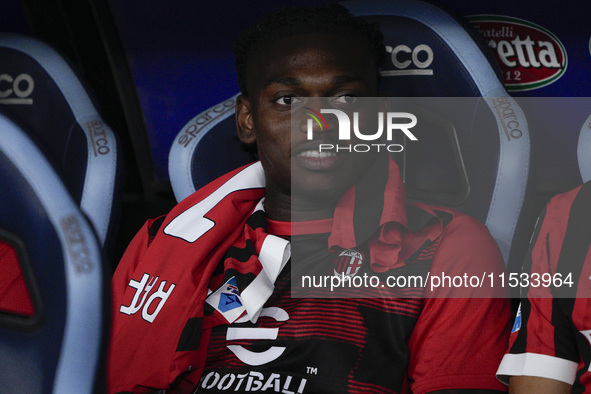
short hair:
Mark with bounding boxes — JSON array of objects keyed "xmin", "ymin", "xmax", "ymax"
[{"xmin": 234, "ymin": 3, "xmax": 386, "ymax": 96}]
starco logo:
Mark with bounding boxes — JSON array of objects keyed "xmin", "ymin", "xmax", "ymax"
[
  {"xmin": 0, "ymin": 73, "xmax": 34, "ymax": 104},
  {"xmin": 382, "ymin": 44, "xmax": 434, "ymax": 76},
  {"xmin": 468, "ymin": 15, "xmax": 567, "ymax": 91},
  {"xmin": 305, "ymin": 108, "xmax": 417, "ymax": 153}
]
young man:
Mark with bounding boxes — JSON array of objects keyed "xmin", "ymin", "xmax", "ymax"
[
  {"xmin": 497, "ymin": 181, "xmax": 591, "ymax": 393},
  {"xmin": 108, "ymin": 5, "xmax": 510, "ymax": 393}
]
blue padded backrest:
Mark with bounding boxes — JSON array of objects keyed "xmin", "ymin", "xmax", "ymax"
[
  {"xmin": 169, "ymin": 1, "xmax": 533, "ymax": 270},
  {"xmin": 343, "ymin": 0, "xmax": 532, "ymax": 267},
  {"xmin": 578, "ymin": 114, "xmax": 591, "ymax": 183},
  {"xmin": 0, "ymin": 34, "xmax": 120, "ymax": 249},
  {"xmin": 168, "ymin": 94, "xmax": 250, "ymax": 201},
  {"xmin": 345, "ymin": 1, "xmax": 504, "ymax": 97},
  {"xmin": 0, "ymin": 113, "xmax": 107, "ymax": 392},
  {"xmin": 344, "ymin": 0, "xmax": 532, "ymax": 269}
]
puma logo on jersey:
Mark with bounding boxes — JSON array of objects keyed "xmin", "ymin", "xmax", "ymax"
[{"xmin": 120, "ymin": 273, "xmax": 176, "ymax": 323}]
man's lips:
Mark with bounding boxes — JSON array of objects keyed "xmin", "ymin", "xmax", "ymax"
[
  {"xmin": 292, "ymin": 137, "xmax": 337, "ymax": 156},
  {"xmin": 294, "ymin": 149, "xmax": 339, "ymax": 170}
]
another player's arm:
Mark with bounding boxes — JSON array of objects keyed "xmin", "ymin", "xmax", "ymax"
[
  {"xmin": 429, "ymin": 389, "xmax": 505, "ymax": 393},
  {"xmin": 508, "ymin": 376, "xmax": 571, "ymax": 394},
  {"xmin": 407, "ymin": 215, "xmax": 511, "ymax": 394}
]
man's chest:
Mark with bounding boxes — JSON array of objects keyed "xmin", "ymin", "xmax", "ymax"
[{"xmin": 199, "ymin": 270, "xmax": 421, "ymax": 393}]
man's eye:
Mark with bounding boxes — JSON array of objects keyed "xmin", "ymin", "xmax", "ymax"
[
  {"xmin": 333, "ymin": 95, "xmax": 357, "ymax": 105},
  {"xmin": 276, "ymin": 96, "xmax": 300, "ymax": 106}
]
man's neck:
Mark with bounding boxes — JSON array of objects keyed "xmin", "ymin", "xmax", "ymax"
[{"xmin": 264, "ymin": 189, "xmax": 336, "ymax": 222}]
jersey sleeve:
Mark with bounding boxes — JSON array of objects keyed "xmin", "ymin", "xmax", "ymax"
[
  {"xmin": 496, "ymin": 193, "xmax": 581, "ymax": 386},
  {"xmin": 110, "ymin": 217, "xmax": 162, "ymax": 310},
  {"xmin": 407, "ymin": 214, "xmax": 511, "ymax": 393}
]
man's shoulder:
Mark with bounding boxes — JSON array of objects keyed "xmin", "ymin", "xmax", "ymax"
[
  {"xmin": 407, "ymin": 201, "xmax": 490, "ymax": 239},
  {"xmin": 408, "ymin": 202, "xmax": 504, "ymax": 272},
  {"xmin": 546, "ymin": 181, "xmax": 589, "ymax": 217},
  {"xmin": 536, "ymin": 181, "xmax": 591, "ymax": 240}
]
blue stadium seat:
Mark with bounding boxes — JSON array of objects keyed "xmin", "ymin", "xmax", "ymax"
[
  {"xmin": 0, "ymin": 113, "xmax": 107, "ymax": 393},
  {"xmin": 578, "ymin": 114, "xmax": 591, "ymax": 183},
  {"xmin": 0, "ymin": 34, "xmax": 121, "ymax": 254},
  {"xmin": 168, "ymin": 94, "xmax": 244, "ymax": 201},
  {"xmin": 342, "ymin": 0, "xmax": 534, "ymax": 271},
  {"xmin": 168, "ymin": 0, "xmax": 534, "ymax": 271}
]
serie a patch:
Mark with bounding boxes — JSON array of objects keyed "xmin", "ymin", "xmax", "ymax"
[
  {"xmin": 206, "ymin": 276, "xmax": 245, "ymax": 323},
  {"xmin": 511, "ymin": 304, "xmax": 522, "ymax": 333}
]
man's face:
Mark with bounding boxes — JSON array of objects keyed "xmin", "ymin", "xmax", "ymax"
[{"xmin": 237, "ymin": 33, "xmax": 380, "ymax": 218}]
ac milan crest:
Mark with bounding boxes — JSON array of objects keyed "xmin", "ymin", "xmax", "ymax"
[{"xmin": 333, "ymin": 249, "xmax": 364, "ymax": 277}]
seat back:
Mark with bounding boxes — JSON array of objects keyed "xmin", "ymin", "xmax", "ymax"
[
  {"xmin": 343, "ymin": 0, "xmax": 533, "ymax": 270},
  {"xmin": 169, "ymin": 0, "xmax": 534, "ymax": 270},
  {"xmin": 0, "ymin": 34, "xmax": 121, "ymax": 252},
  {"xmin": 168, "ymin": 93, "xmax": 252, "ymax": 201},
  {"xmin": 578, "ymin": 114, "xmax": 591, "ymax": 183},
  {"xmin": 0, "ymin": 113, "xmax": 107, "ymax": 393}
]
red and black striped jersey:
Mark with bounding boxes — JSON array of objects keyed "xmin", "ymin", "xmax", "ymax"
[
  {"xmin": 109, "ymin": 161, "xmax": 510, "ymax": 393},
  {"xmin": 498, "ymin": 181, "xmax": 591, "ymax": 392},
  {"xmin": 199, "ymin": 212, "xmax": 510, "ymax": 394}
]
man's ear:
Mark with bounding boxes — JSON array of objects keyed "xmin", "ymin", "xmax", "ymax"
[
  {"xmin": 378, "ymin": 96, "xmax": 389, "ymax": 113},
  {"xmin": 236, "ymin": 95, "xmax": 256, "ymax": 144}
]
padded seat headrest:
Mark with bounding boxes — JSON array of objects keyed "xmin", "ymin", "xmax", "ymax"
[
  {"xmin": 343, "ymin": 0, "xmax": 504, "ymax": 97},
  {"xmin": 578, "ymin": 114, "xmax": 591, "ymax": 183},
  {"xmin": 0, "ymin": 34, "xmax": 119, "ymax": 246},
  {"xmin": 0, "ymin": 113, "xmax": 106, "ymax": 392}
]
